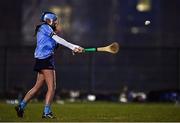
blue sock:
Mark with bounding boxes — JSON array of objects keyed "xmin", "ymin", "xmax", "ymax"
[
  {"xmin": 44, "ymin": 105, "xmax": 51, "ymax": 114},
  {"xmin": 20, "ymin": 100, "xmax": 27, "ymax": 110}
]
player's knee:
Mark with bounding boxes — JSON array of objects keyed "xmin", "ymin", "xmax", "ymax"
[
  {"xmin": 48, "ymin": 85, "xmax": 56, "ymax": 92},
  {"xmin": 33, "ymin": 85, "xmax": 40, "ymax": 93}
]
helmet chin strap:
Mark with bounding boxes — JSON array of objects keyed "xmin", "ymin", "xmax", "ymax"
[{"xmin": 49, "ymin": 20, "xmax": 56, "ymax": 31}]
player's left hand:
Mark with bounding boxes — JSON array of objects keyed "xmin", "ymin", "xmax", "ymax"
[
  {"xmin": 72, "ymin": 46, "xmax": 84, "ymax": 55},
  {"xmin": 73, "ymin": 46, "xmax": 84, "ymax": 53}
]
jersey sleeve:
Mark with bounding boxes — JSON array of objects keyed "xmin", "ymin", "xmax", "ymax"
[{"xmin": 40, "ymin": 24, "xmax": 55, "ymax": 37}]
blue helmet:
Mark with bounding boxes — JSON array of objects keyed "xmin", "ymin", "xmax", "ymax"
[{"xmin": 41, "ymin": 12, "xmax": 57, "ymax": 22}]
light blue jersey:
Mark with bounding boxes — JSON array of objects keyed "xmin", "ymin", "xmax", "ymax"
[{"xmin": 34, "ymin": 24, "xmax": 58, "ymax": 59}]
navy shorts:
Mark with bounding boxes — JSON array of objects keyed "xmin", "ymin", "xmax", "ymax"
[{"xmin": 34, "ymin": 55, "xmax": 55, "ymax": 72}]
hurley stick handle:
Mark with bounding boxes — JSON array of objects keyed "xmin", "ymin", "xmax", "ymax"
[{"xmin": 84, "ymin": 48, "xmax": 97, "ymax": 52}]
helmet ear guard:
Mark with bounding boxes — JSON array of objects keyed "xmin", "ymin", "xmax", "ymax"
[{"xmin": 41, "ymin": 11, "xmax": 57, "ymax": 22}]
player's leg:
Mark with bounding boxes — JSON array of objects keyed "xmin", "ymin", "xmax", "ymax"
[
  {"xmin": 22, "ymin": 72, "xmax": 45, "ymax": 103},
  {"xmin": 41, "ymin": 69, "xmax": 56, "ymax": 118},
  {"xmin": 15, "ymin": 72, "xmax": 45, "ymax": 117}
]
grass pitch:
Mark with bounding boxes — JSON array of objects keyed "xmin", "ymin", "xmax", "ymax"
[{"xmin": 0, "ymin": 101, "xmax": 180, "ymax": 122}]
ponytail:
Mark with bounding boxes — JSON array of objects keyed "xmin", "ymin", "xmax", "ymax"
[{"xmin": 34, "ymin": 24, "xmax": 42, "ymax": 36}]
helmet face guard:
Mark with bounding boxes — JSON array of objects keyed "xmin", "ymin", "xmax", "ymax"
[{"xmin": 41, "ymin": 12, "xmax": 57, "ymax": 22}]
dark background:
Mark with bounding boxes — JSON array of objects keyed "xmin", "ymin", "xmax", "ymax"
[{"xmin": 0, "ymin": 0, "xmax": 180, "ymax": 100}]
